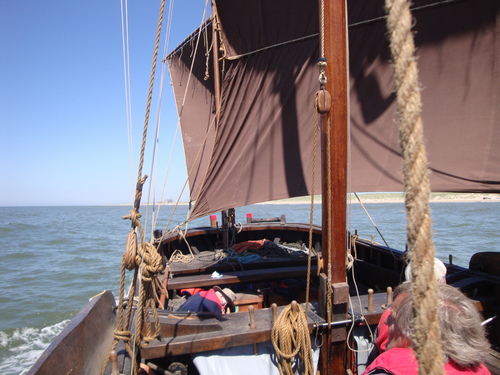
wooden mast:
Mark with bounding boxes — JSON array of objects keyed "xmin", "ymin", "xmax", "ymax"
[{"xmin": 319, "ymin": 0, "xmax": 349, "ymax": 373}]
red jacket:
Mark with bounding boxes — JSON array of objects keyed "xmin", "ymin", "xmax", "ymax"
[
  {"xmin": 363, "ymin": 347, "xmax": 491, "ymax": 375},
  {"xmin": 375, "ymin": 308, "xmax": 391, "ymax": 353}
]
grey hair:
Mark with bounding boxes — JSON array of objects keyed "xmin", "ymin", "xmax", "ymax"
[
  {"xmin": 391, "ymin": 282, "xmax": 413, "ymax": 339},
  {"xmin": 393, "ymin": 283, "xmax": 490, "ymax": 369}
]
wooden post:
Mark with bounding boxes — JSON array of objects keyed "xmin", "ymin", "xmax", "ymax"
[
  {"xmin": 272, "ymin": 303, "xmax": 278, "ymax": 322},
  {"xmin": 319, "ymin": 0, "xmax": 349, "ymax": 373},
  {"xmin": 110, "ymin": 350, "xmax": 119, "ymax": 375},
  {"xmin": 386, "ymin": 286, "xmax": 393, "ymax": 307},
  {"xmin": 368, "ymin": 289, "xmax": 374, "ymax": 312},
  {"xmin": 248, "ymin": 305, "xmax": 258, "ymax": 355}
]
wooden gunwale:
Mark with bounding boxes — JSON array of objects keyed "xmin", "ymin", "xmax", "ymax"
[{"xmin": 160, "ymin": 222, "xmax": 322, "ymax": 243}]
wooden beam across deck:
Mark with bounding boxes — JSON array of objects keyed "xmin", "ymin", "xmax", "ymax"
[
  {"xmin": 165, "ymin": 265, "xmax": 318, "ymax": 290},
  {"xmin": 141, "ymin": 304, "xmax": 325, "ymax": 359},
  {"xmin": 167, "ymin": 256, "xmax": 312, "ymax": 276}
]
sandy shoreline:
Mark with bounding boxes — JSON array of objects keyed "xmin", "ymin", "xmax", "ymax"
[
  {"xmin": 125, "ymin": 193, "xmax": 500, "ymax": 206},
  {"xmin": 259, "ymin": 193, "xmax": 500, "ymax": 205}
]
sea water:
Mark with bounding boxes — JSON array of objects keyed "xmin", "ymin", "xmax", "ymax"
[{"xmin": 0, "ymin": 202, "xmax": 498, "ymax": 374}]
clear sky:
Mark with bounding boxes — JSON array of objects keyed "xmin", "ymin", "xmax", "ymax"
[{"xmin": 0, "ymin": 0, "xmax": 209, "ymax": 206}]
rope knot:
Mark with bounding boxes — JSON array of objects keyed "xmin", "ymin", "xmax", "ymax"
[
  {"xmin": 113, "ymin": 329, "xmax": 132, "ymax": 343},
  {"xmin": 122, "ymin": 209, "xmax": 142, "ymax": 228},
  {"xmin": 136, "ymin": 242, "xmax": 163, "ymax": 280}
]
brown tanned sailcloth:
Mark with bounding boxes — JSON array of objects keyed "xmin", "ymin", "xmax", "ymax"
[{"xmin": 167, "ymin": 0, "xmax": 500, "ymax": 220}]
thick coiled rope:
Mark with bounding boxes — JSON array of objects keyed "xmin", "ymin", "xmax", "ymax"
[{"xmin": 384, "ymin": 0, "xmax": 442, "ymax": 374}]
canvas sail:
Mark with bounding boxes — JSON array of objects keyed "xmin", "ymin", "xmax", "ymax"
[{"xmin": 167, "ymin": 0, "xmax": 500, "ymax": 220}]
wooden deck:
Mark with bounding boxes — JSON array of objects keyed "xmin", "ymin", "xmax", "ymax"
[{"xmin": 139, "ymin": 291, "xmax": 389, "ymax": 359}]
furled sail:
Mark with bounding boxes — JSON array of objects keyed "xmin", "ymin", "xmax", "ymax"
[{"xmin": 167, "ymin": 0, "xmax": 500, "ymax": 220}]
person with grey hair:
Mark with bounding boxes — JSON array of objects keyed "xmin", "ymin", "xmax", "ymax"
[
  {"xmin": 375, "ymin": 258, "xmax": 447, "ymax": 354},
  {"xmin": 364, "ymin": 283, "xmax": 491, "ymax": 374}
]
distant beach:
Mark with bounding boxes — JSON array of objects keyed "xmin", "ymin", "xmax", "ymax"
[
  {"xmin": 145, "ymin": 193, "xmax": 500, "ymax": 207},
  {"xmin": 259, "ymin": 193, "xmax": 500, "ymax": 205}
]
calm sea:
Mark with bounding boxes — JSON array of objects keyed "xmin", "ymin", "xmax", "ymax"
[{"xmin": 0, "ymin": 201, "xmax": 498, "ymax": 374}]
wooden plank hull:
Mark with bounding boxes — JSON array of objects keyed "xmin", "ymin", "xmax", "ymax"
[{"xmin": 27, "ymin": 290, "xmax": 117, "ymax": 375}]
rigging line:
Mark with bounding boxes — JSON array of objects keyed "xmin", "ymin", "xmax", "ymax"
[
  {"xmin": 145, "ymin": 0, "xmax": 176, "ymax": 237},
  {"xmin": 306, "ymin": 96, "xmax": 320, "ymax": 313},
  {"xmin": 345, "ymin": 1, "xmax": 353, "ymax": 265},
  {"xmin": 353, "ymin": 192, "xmax": 397, "ymax": 256},
  {"xmin": 163, "ymin": 170, "xmax": 190, "ymax": 233},
  {"xmin": 155, "ymin": 10, "xmax": 192, "ymax": 240},
  {"xmin": 165, "ymin": 19, "xmax": 212, "ymax": 61},
  {"xmin": 120, "ymin": 0, "xmax": 135, "ymax": 197},
  {"xmin": 225, "ymin": 33, "xmax": 318, "ymax": 61},
  {"xmin": 185, "ymin": 9, "xmax": 222, "ymax": 222},
  {"xmin": 349, "ymin": 0, "xmax": 468, "ymax": 28},
  {"xmin": 153, "ymin": 0, "xmax": 178, "ymax": 231},
  {"xmin": 172, "ymin": 1, "xmax": 229, "ymax": 224},
  {"xmin": 346, "ymin": 262, "xmax": 375, "ymax": 354},
  {"xmin": 136, "ymin": 0, "xmax": 165, "ymax": 186},
  {"xmin": 155, "ymin": 123, "xmax": 179, "ymax": 228},
  {"xmin": 128, "ymin": 0, "xmax": 167, "ymax": 357},
  {"xmin": 176, "ymin": 0, "xmax": 210, "ymax": 120},
  {"xmin": 160, "ymin": 0, "xmax": 211, "ymax": 230}
]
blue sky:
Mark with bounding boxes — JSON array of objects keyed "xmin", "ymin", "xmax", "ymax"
[{"xmin": 0, "ymin": 0, "xmax": 209, "ymax": 206}]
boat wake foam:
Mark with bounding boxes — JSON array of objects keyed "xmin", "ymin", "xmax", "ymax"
[{"xmin": 0, "ymin": 320, "xmax": 69, "ymax": 375}]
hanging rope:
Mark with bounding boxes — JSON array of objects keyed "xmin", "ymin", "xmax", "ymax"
[
  {"xmin": 384, "ymin": 0, "xmax": 442, "ymax": 374},
  {"xmin": 315, "ymin": 0, "xmax": 334, "ymax": 332},
  {"xmin": 271, "ymin": 302, "xmax": 314, "ymax": 375},
  {"xmin": 304, "ymin": 97, "xmax": 320, "ymax": 313},
  {"xmin": 103, "ymin": 1, "xmax": 167, "ymax": 373}
]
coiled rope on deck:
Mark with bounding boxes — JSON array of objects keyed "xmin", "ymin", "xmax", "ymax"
[
  {"xmin": 384, "ymin": 0, "xmax": 443, "ymax": 374},
  {"xmin": 271, "ymin": 302, "xmax": 314, "ymax": 375}
]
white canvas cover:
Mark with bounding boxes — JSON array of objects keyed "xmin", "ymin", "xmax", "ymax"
[{"xmin": 192, "ymin": 339, "xmax": 320, "ymax": 375}]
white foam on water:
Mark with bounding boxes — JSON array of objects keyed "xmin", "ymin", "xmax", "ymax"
[{"xmin": 0, "ymin": 321, "xmax": 69, "ymax": 375}]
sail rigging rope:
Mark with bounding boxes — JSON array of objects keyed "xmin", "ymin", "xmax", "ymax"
[
  {"xmin": 159, "ymin": 0, "xmax": 217, "ymax": 228},
  {"xmin": 154, "ymin": 2, "xmax": 212, "ymax": 234},
  {"xmin": 304, "ymin": 96, "xmax": 320, "ymax": 314},
  {"xmin": 185, "ymin": 4, "xmax": 225, "ymax": 223},
  {"xmin": 144, "ymin": 13, "xmax": 173, "ymax": 236},
  {"xmin": 120, "ymin": 0, "xmax": 136, "ymax": 196},
  {"xmin": 104, "ymin": 1, "xmax": 167, "ymax": 374},
  {"xmin": 384, "ymin": 0, "xmax": 443, "ymax": 374},
  {"xmin": 353, "ymin": 192, "xmax": 397, "ymax": 259}
]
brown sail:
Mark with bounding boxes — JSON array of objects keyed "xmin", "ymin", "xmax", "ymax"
[{"xmin": 167, "ymin": 0, "xmax": 500, "ymax": 220}]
